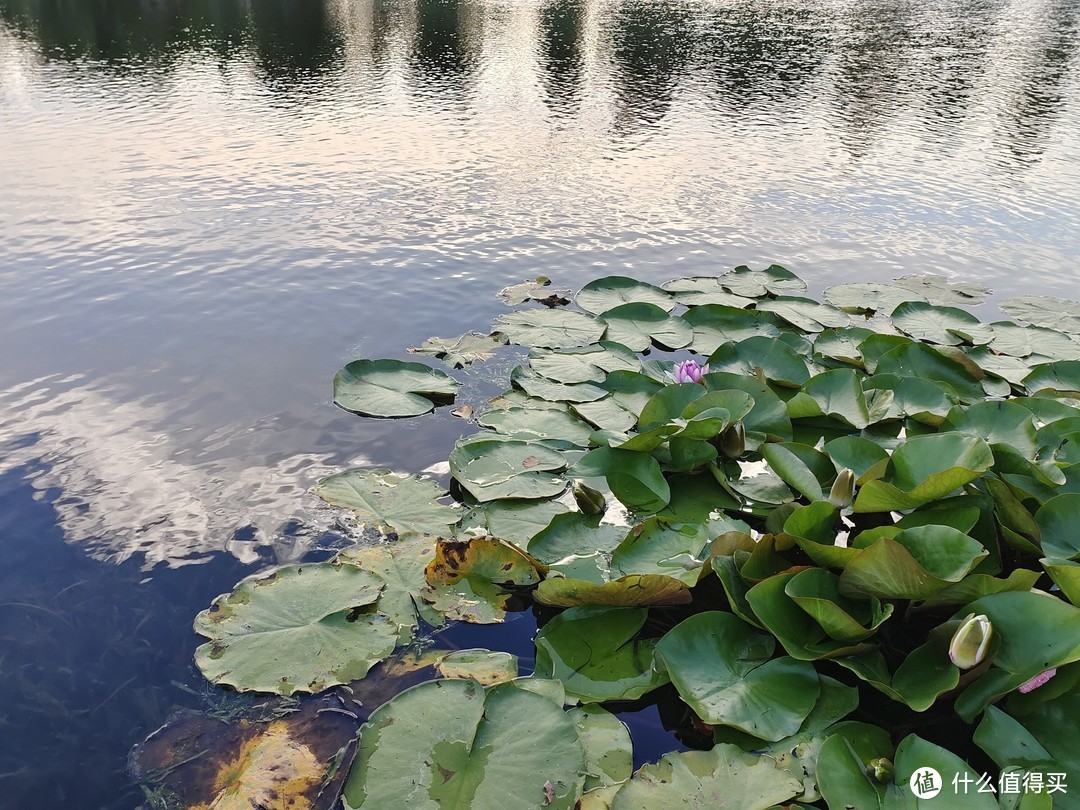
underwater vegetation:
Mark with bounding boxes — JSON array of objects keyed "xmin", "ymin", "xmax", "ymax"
[{"xmin": 139, "ymin": 267, "xmax": 1080, "ymax": 808}]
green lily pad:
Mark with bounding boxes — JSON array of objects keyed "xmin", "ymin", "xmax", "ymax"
[
  {"xmin": 718, "ymin": 264, "xmax": 807, "ymax": 298},
  {"xmin": 1042, "ymin": 557, "xmax": 1080, "ymax": 606},
  {"xmin": 423, "ymin": 536, "xmax": 542, "ymax": 623},
  {"xmin": 785, "ymin": 568, "xmax": 893, "ymax": 642},
  {"xmin": 436, "ymin": 649, "xmax": 519, "ymax": 686},
  {"xmin": 460, "ymin": 499, "xmax": 571, "ymax": 547},
  {"xmin": 510, "ymin": 366, "xmax": 608, "ymax": 403},
  {"xmin": 656, "ymin": 611, "xmax": 820, "ymax": 741},
  {"xmin": 610, "ymin": 744, "xmax": 802, "ymax": 809},
  {"xmin": 891, "ymin": 301, "xmax": 994, "ymax": 346},
  {"xmin": 533, "ymin": 605, "xmax": 669, "ymax": 703},
  {"xmin": 1034, "ymin": 494, "xmax": 1080, "ymax": 559},
  {"xmin": 194, "ymin": 563, "xmax": 398, "ymax": 696},
  {"xmin": 875, "ymin": 342, "xmax": 985, "ymax": 402},
  {"xmin": 792, "ymin": 368, "xmax": 871, "ymax": 429},
  {"xmin": 1024, "ymin": 360, "xmax": 1080, "ymax": 395},
  {"xmin": 576, "ymin": 276, "xmax": 675, "ymax": 314},
  {"xmin": 450, "ymin": 440, "xmax": 567, "ymax": 502},
  {"xmin": 853, "ymin": 433, "xmax": 994, "ymax": 512},
  {"xmin": 681, "ymin": 305, "xmax": 782, "ymax": 355},
  {"xmin": 337, "ymin": 533, "xmax": 444, "ymax": 642},
  {"xmin": 598, "ymin": 303, "xmax": 693, "ymax": 352},
  {"xmin": 409, "ymin": 332, "xmax": 506, "ymax": 368},
  {"xmin": 529, "ymin": 343, "xmax": 640, "ymax": 383},
  {"xmin": 570, "ymin": 447, "xmax": 670, "ymax": 513},
  {"xmin": 823, "ymin": 282, "xmax": 927, "ymax": 315},
  {"xmin": 315, "ymin": 469, "xmax": 462, "ymax": 536},
  {"xmin": 570, "ymin": 705, "xmax": 633, "ymax": 793},
  {"xmin": 941, "ymin": 400, "xmax": 1038, "ymax": 457},
  {"xmin": 610, "ymin": 517, "xmax": 721, "ymax": 585},
  {"xmin": 862, "ymin": 373, "xmax": 959, "ymax": 425},
  {"xmin": 1001, "ymin": 295, "xmax": 1080, "ymax": 333},
  {"xmin": 494, "ymin": 308, "xmax": 604, "ymax": 348},
  {"xmin": 342, "ymin": 679, "xmax": 586, "ymax": 810},
  {"xmin": 334, "ymin": 359, "xmax": 459, "ymax": 418},
  {"xmin": 662, "ymin": 276, "xmax": 756, "ymax": 307},
  {"xmin": 526, "ymin": 512, "xmax": 628, "ymax": 563},
  {"xmin": 893, "ymin": 273, "xmax": 991, "ymax": 306},
  {"xmin": 757, "ymin": 296, "xmax": 850, "ymax": 333},
  {"xmin": 498, "ymin": 276, "xmax": 571, "ymax": 306},
  {"xmin": 479, "ymin": 405, "xmax": 595, "ymax": 447},
  {"xmin": 707, "ymin": 336, "xmax": 810, "ymax": 387}
]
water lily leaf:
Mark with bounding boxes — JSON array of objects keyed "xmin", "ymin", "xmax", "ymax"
[
  {"xmin": 823, "ymin": 436, "xmax": 889, "ymax": 483},
  {"xmin": 723, "ymin": 464, "xmax": 795, "ymax": 505},
  {"xmin": 703, "ymin": 372, "xmax": 793, "ymax": 447},
  {"xmin": 535, "ymin": 573, "xmax": 691, "ymax": 608},
  {"xmin": 423, "ymin": 536, "xmax": 542, "ymax": 623},
  {"xmin": 337, "ymin": 533, "xmax": 444, "ymax": 641},
  {"xmin": 955, "ymin": 591, "xmax": 1080, "ymax": 720},
  {"xmin": 656, "ymin": 471, "xmax": 741, "ymax": 522},
  {"xmin": 636, "ymin": 383, "xmax": 708, "ymax": 430},
  {"xmin": 838, "ymin": 526, "xmax": 988, "ymax": 600},
  {"xmin": 436, "ymin": 649, "xmax": 519, "ymax": 685},
  {"xmin": 1035, "ymin": 493, "xmax": 1080, "ymax": 560},
  {"xmin": 793, "ymin": 368, "xmax": 871, "ymax": 429},
  {"xmin": 479, "ymin": 405, "xmax": 595, "ymax": 447},
  {"xmin": 130, "ymin": 700, "xmax": 359, "ymax": 810},
  {"xmin": 410, "ymin": 332, "xmax": 506, "ymax": 368},
  {"xmin": 570, "ymin": 705, "xmax": 633, "ymax": 793},
  {"xmin": 891, "ymin": 301, "xmax": 994, "ymax": 346},
  {"xmin": 533, "ymin": 605, "xmax": 669, "ymax": 703},
  {"xmin": 757, "ymin": 296, "xmax": 850, "ymax": 333},
  {"xmin": 875, "ymin": 342, "xmax": 985, "ymax": 402},
  {"xmin": 893, "ymin": 735, "xmax": 1001, "ymax": 808},
  {"xmin": 526, "ymin": 512, "xmax": 627, "ymax": 563},
  {"xmin": 853, "ymin": 433, "xmax": 994, "ymax": 512},
  {"xmin": 662, "ymin": 276, "xmax": 757, "ymax": 307},
  {"xmin": 577, "ymin": 276, "xmax": 675, "ymax": 314},
  {"xmin": 718, "ymin": 263, "xmax": 807, "ymax": 298},
  {"xmin": 194, "ymin": 563, "xmax": 397, "ymax": 695},
  {"xmin": 656, "ymin": 611, "xmax": 820, "ymax": 741},
  {"xmin": 893, "ymin": 273, "xmax": 991, "ymax": 306},
  {"xmin": 460, "ymin": 499, "xmax": 571, "ymax": 547},
  {"xmin": 611, "ymin": 517, "xmax": 720, "ymax": 585},
  {"xmin": 989, "ymin": 322, "xmax": 1080, "ymax": 360},
  {"xmin": 785, "ymin": 568, "xmax": 893, "ymax": 642},
  {"xmin": 570, "ymin": 447, "xmax": 670, "ymax": 513},
  {"xmin": 708, "ymin": 336, "xmax": 810, "ymax": 387},
  {"xmin": 914, "ymin": 568, "xmax": 1042, "ymax": 609},
  {"xmin": 974, "ymin": 705, "xmax": 1053, "ymax": 771},
  {"xmin": 450, "ymin": 439, "xmax": 567, "ymax": 502},
  {"xmin": 529, "ymin": 342, "xmax": 640, "ymax": 383},
  {"xmin": 610, "ymin": 744, "xmax": 802, "ymax": 809},
  {"xmin": 1001, "ymin": 295, "xmax": 1080, "ymax": 333},
  {"xmin": 1024, "ymin": 360, "xmax": 1080, "ymax": 395},
  {"xmin": 315, "ymin": 469, "xmax": 462, "ymax": 536},
  {"xmin": 1042, "ymin": 557, "xmax": 1080, "ymax": 606},
  {"xmin": 598, "ymin": 303, "xmax": 692, "ymax": 351},
  {"xmin": 762, "ymin": 443, "xmax": 833, "ymax": 501},
  {"xmin": 343, "ymin": 679, "xmax": 586, "ymax": 810},
  {"xmin": 681, "ymin": 305, "xmax": 782, "ymax": 355},
  {"xmin": 499, "ymin": 276, "xmax": 570, "ymax": 306},
  {"xmin": 815, "ymin": 723, "xmax": 898, "ymax": 809},
  {"xmin": 814, "ymin": 326, "xmax": 876, "ymax": 367},
  {"xmin": 334, "ymin": 359, "xmax": 459, "ymax": 418},
  {"xmin": 823, "ymin": 282, "xmax": 927, "ymax": 314},
  {"xmin": 510, "ymin": 366, "xmax": 608, "ymax": 403},
  {"xmin": 494, "ymin": 309, "xmax": 604, "ymax": 348},
  {"xmin": 862, "ymin": 373, "xmax": 959, "ymax": 425}
]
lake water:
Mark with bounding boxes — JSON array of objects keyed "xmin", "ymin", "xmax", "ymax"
[{"xmin": 1, "ymin": 0, "xmax": 1079, "ymax": 805}]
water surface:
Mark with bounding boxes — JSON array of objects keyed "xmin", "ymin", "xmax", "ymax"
[{"xmin": 1, "ymin": 0, "xmax": 1079, "ymax": 804}]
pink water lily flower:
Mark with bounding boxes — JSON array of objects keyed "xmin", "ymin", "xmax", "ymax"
[
  {"xmin": 669, "ymin": 360, "xmax": 709, "ymax": 384},
  {"xmin": 1018, "ymin": 668, "xmax": 1057, "ymax": 694}
]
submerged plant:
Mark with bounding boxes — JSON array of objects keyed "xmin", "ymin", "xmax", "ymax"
[{"xmin": 186, "ymin": 266, "xmax": 1080, "ymax": 808}]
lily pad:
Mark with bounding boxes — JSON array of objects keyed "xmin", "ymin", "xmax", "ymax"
[
  {"xmin": 342, "ymin": 679, "xmax": 586, "ymax": 810},
  {"xmin": 478, "ymin": 405, "xmax": 595, "ymax": 447},
  {"xmin": 436, "ymin": 649, "xmax": 520, "ymax": 685},
  {"xmin": 570, "ymin": 705, "xmax": 634, "ymax": 793},
  {"xmin": 315, "ymin": 469, "xmax": 462, "ymax": 536},
  {"xmin": 893, "ymin": 273, "xmax": 991, "ymax": 306},
  {"xmin": 576, "ymin": 276, "xmax": 675, "ymax": 314},
  {"xmin": 526, "ymin": 512, "xmax": 628, "ymax": 563},
  {"xmin": 460, "ymin": 499, "xmax": 571, "ymax": 547},
  {"xmin": 334, "ymin": 359, "xmax": 459, "ymax": 418},
  {"xmin": 656, "ymin": 611, "xmax": 820, "ymax": 741},
  {"xmin": 610, "ymin": 744, "xmax": 802, "ymax": 809},
  {"xmin": 533, "ymin": 605, "xmax": 669, "ymax": 703},
  {"xmin": 535, "ymin": 573, "xmax": 692, "ymax": 608},
  {"xmin": 708, "ymin": 336, "xmax": 810, "ymax": 387},
  {"xmin": 610, "ymin": 517, "xmax": 720, "ymax": 585},
  {"xmin": 598, "ymin": 303, "xmax": 693, "ymax": 352},
  {"xmin": 1001, "ymin": 295, "xmax": 1080, "ymax": 333},
  {"xmin": 682, "ymin": 305, "xmax": 782, "ymax": 355},
  {"xmin": 194, "ymin": 563, "xmax": 398, "ymax": 695},
  {"xmin": 823, "ymin": 282, "xmax": 926, "ymax": 315},
  {"xmin": 662, "ymin": 276, "xmax": 756, "ymax": 307},
  {"xmin": 891, "ymin": 301, "xmax": 994, "ymax": 346},
  {"xmin": 757, "ymin": 296, "xmax": 850, "ymax": 333},
  {"xmin": 570, "ymin": 447, "xmax": 670, "ymax": 513},
  {"xmin": 409, "ymin": 332, "xmax": 506, "ymax": 368},
  {"xmin": 498, "ymin": 276, "xmax": 571, "ymax": 306},
  {"xmin": 718, "ymin": 264, "xmax": 807, "ymax": 298},
  {"xmin": 450, "ymin": 439, "xmax": 567, "ymax": 502},
  {"xmin": 494, "ymin": 309, "xmax": 604, "ymax": 349},
  {"xmin": 510, "ymin": 366, "xmax": 608, "ymax": 403},
  {"xmin": 423, "ymin": 536, "xmax": 542, "ymax": 623}
]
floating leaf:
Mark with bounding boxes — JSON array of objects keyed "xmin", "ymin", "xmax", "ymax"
[
  {"xmin": 315, "ymin": 469, "xmax": 462, "ymax": 536},
  {"xmin": 576, "ymin": 276, "xmax": 675, "ymax": 314},
  {"xmin": 409, "ymin": 332, "xmax": 506, "ymax": 368},
  {"xmin": 611, "ymin": 517, "xmax": 720, "ymax": 585},
  {"xmin": 718, "ymin": 264, "xmax": 807, "ymax": 298},
  {"xmin": 461, "ymin": 499, "xmax": 571, "ymax": 547},
  {"xmin": 824, "ymin": 282, "xmax": 926, "ymax": 314},
  {"xmin": 510, "ymin": 366, "xmax": 608, "ymax": 403},
  {"xmin": 656, "ymin": 611, "xmax": 820, "ymax": 741},
  {"xmin": 662, "ymin": 276, "xmax": 756, "ymax": 307},
  {"xmin": 535, "ymin": 573, "xmax": 692, "ymax": 608},
  {"xmin": 708, "ymin": 336, "xmax": 810, "ymax": 387},
  {"xmin": 499, "ymin": 276, "xmax": 571, "ymax": 306},
  {"xmin": 450, "ymin": 440, "xmax": 567, "ymax": 502},
  {"xmin": 893, "ymin": 273, "xmax": 991, "ymax": 306},
  {"xmin": 527, "ymin": 512, "xmax": 627, "ymax": 563},
  {"xmin": 570, "ymin": 447, "xmax": 670, "ymax": 513},
  {"xmin": 610, "ymin": 744, "xmax": 802, "ymax": 809},
  {"xmin": 785, "ymin": 568, "xmax": 893, "ymax": 642},
  {"xmin": 570, "ymin": 705, "xmax": 633, "ymax": 793},
  {"xmin": 1001, "ymin": 295, "xmax": 1080, "ymax": 333},
  {"xmin": 1024, "ymin": 360, "xmax": 1080, "ymax": 395},
  {"xmin": 1035, "ymin": 494, "xmax": 1080, "ymax": 560},
  {"xmin": 423, "ymin": 536, "xmax": 542, "ymax": 623},
  {"xmin": 436, "ymin": 649, "xmax": 519, "ymax": 685},
  {"xmin": 793, "ymin": 368, "xmax": 871, "ymax": 429},
  {"xmin": 874, "ymin": 342, "xmax": 985, "ymax": 402},
  {"xmin": 891, "ymin": 301, "xmax": 994, "ymax": 346},
  {"xmin": 682, "ymin": 305, "xmax": 782, "ymax": 355},
  {"xmin": 598, "ymin": 303, "xmax": 692, "ymax": 352},
  {"xmin": 342, "ymin": 679, "xmax": 586, "ymax": 810},
  {"xmin": 494, "ymin": 309, "xmax": 604, "ymax": 348},
  {"xmin": 194, "ymin": 563, "xmax": 398, "ymax": 695},
  {"xmin": 479, "ymin": 405, "xmax": 595, "ymax": 447},
  {"xmin": 534, "ymin": 605, "xmax": 668, "ymax": 703},
  {"xmin": 757, "ymin": 296, "xmax": 850, "ymax": 333},
  {"xmin": 334, "ymin": 359, "xmax": 459, "ymax": 418}
]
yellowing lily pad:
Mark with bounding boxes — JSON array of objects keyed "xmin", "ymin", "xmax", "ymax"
[{"xmin": 423, "ymin": 536, "xmax": 543, "ymax": 623}]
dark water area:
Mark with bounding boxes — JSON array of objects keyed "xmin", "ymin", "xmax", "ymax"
[{"xmin": 1, "ymin": 0, "xmax": 1079, "ymax": 805}]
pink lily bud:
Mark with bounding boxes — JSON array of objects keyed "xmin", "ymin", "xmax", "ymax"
[{"xmin": 669, "ymin": 360, "xmax": 709, "ymax": 385}]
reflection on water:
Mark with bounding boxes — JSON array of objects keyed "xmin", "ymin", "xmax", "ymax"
[{"xmin": 1, "ymin": 0, "xmax": 1080, "ymax": 805}]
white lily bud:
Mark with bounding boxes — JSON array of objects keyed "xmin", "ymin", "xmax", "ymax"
[
  {"xmin": 828, "ymin": 468, "xmax": 856, "ymax": 509},
  {"xmin": 948, "ymin": 613, "xmax": 993, "ymax": 669}
]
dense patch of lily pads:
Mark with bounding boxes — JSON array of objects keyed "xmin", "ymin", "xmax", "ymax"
[{"xmin": 189, "ymin": 266, "xmax": 1080, "ymax": 808}]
